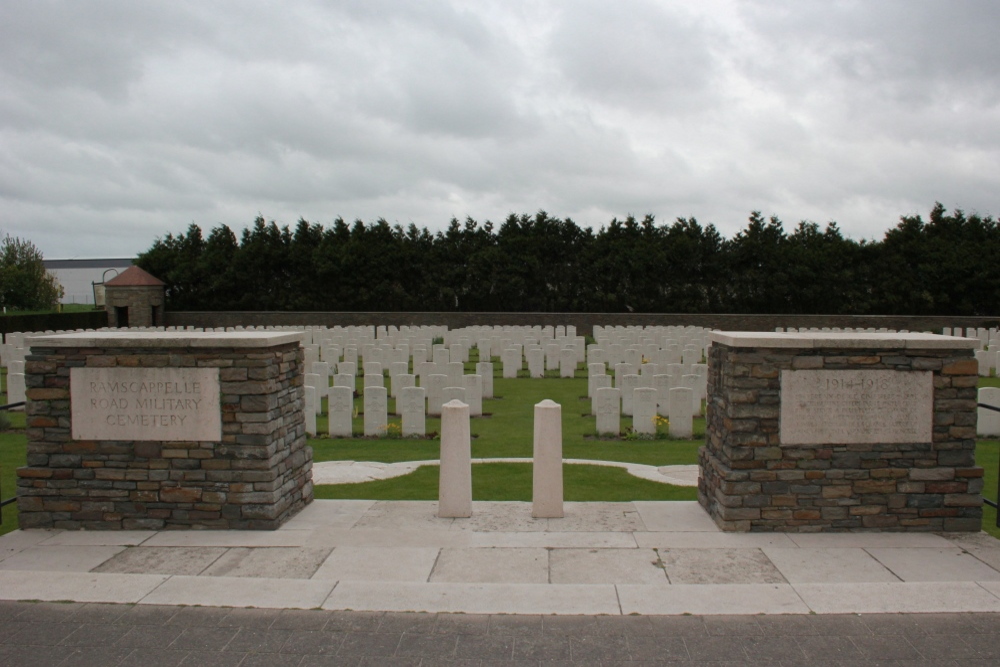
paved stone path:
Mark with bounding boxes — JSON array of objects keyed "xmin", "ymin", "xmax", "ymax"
[{"xmin": 2, "ymin": 600, "xmax": 999, "ymax": 666}]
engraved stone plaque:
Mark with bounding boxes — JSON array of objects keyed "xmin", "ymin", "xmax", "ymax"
[
  {"xmin": 780, "ymin": 369, "xmax": 932, "ymax": 445},
  {"xmin": 71, "ymin": 367, "xmax": 221, "ymax": 441}
]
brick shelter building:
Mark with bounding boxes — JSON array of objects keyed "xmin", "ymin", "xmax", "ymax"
[{"xmin": 103, "ymin": 266, "xmax": 166, "ymax": 327}]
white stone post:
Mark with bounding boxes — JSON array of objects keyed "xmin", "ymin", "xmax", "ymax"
[
  {"xmin": 533, "ymin": 399, "xmax": 564, "ymax": 518},
  {"xmin": 439, "ymin": 399, "xmax": 472, "ymax": 518}
]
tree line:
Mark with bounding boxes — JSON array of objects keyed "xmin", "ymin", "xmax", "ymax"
[{"xmin": 134, "ymin": 203, "xmax": 1000, "ymax": 315}]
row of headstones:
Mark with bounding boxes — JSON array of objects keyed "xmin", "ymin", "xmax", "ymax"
[
  {"xmin": 437, "ymin": 398, "xmax": 564, "ymax": 518},
  {"xmin": 302, "ymin": 364, "xmax": 495, "ymax": 438},
  {"xmin": 942, "ymin": 327, "xmax": 1000, "ymax": 350},
  {"xmin": 587, "ymin": 362, "xmax": 707, "ymax": 438},
  {"xmin": 977, "ymin": 387, "xmax": 1000, "ymax": 436}
]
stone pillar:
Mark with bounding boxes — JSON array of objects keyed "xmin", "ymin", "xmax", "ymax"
[
  {"xmin": 532, "ymin": 399, "xmax": 564, "ymax": 518},
  {"xmin": 439, "ymin": 399, "xmax": 472, "ymax": 518},
  {"xmin": 700, "ymin": 331, "xmax": 982, "ymax": 532},
  {"xmin": 18, "ymin": 331, "xmax": 312, "ymax": 530}
]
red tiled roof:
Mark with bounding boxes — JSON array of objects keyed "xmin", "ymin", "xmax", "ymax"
[{"xmin": 104, "ymin": 266, "xmax": 165, "ymax": 287}]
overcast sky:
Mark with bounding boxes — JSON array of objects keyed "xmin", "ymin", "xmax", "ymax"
[{"xmin": 3, "ymin": 0, "xmax": 1000, "ymax": 258}]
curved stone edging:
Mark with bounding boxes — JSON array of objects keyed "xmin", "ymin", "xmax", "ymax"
[{"xmin": 311, "ymin": 459, "xmax": 699, "ymax": 487}]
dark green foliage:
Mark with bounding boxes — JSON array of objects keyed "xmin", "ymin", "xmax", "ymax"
[
  {"xmin": 0, "ymin": 235, "xmax": 62, "ymax": 310},
  {"xmin": 136, "ymin": 203, "xmax": 1000, "ymax": 315}
]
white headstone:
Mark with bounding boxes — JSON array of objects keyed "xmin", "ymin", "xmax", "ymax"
[
  {"xmin": 527, "ymin": 348, "xmax": 545, "ymax": 378},
  {"xmin": 477, "ymin": 361, "xmax": 494, "ymax": 398},
  {"xmin": 595, "ymin": 386, "xmax": 620, "ymax": 436},
  {"xmin": 364, "ymin": 373, "xmax": 384, "ymax": 388},
  {"xmin": 363, "ymin": 386, "xmax": 388, "ymax": 436},
  {"xmin": 463, "ymin": 374, "xmax": 483, "ymax": 417},
  {"xmin": 426, "ymin": 373, "xmax": 448, "ymax": 417},
  {"xmin": 633, "ymin": 387, "xmax": 658, "ymax": 435},
  {"xmin": 621, "ymin": 374, "xmax": 639, "ymax": 416},
  {"xmin": 328, "ymin": 385, "xmax": 354, "ymax": 437},
  {"xmin": 668, "ymin": 387, "xmax": 694, "ymax": 439},
  {"xmin": 392, "ymin": 373, "xmax": 415, "ymax": 412},
  {"xmin": 400, "ymin": 385, "xmax": 426, "ymax": 436},
  {"xmin": 559, "ymin": 348, "xmax": 576, "ymax": 378}
]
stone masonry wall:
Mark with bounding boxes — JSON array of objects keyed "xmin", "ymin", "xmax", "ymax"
[
  {"xmin": 698, "ymin": 345, "xmax": 983, "ymax": 532},
  {"xmin": 18, "ymin": 342, "xmax": 313, "ymax": 529}
]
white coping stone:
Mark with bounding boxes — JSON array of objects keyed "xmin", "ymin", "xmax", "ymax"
[
  {"xmin": 27, "ymin": 330, "xmax": 303, "ymax": 348},
  {"xmin": 400, "ymin": 386, "xmax": 426, "ymax": 436},
  {"xmin": 617, "ymin": 583, "xmax": 809, "ymax": 615},
  {"xmin": 533, "ymin": 399, "xmax": 564, "ymax": 518},
  {"xmin": 0, "ymin": 570, "xmax": 169, "ymax": 604},
  {"xmin": 439, "ymin": 400, "xmax": 472, "ymax": 518},
  {"xmin": 780, "ymin": 369, "xmax": 933, "ymax": 445},
  {"xmin": 70, "ymin": 367, "xmax": 222, "ymax": 441},
  {"xmin": 709, "ymin": 330, "xmax": 980, "ymax": 349},
  {"xmin": 793, "ymin": 581, "xmax": 1000, "ymax": 614},
  {"xmin": 328, "ymin": 385, "xmax": 354, "ymax": 437},
  {"xmin": 323, "ymin": 581, "xmax": 621, "ymax": 615},
  {"xmin": 141, "ymin": 574, "xmax": 335, "ymax": 609}
]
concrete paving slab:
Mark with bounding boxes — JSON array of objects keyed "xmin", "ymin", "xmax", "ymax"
[
  {"xmin": 633, "ymin": 501, "xmax": 718, "ymax": 532},
  {"xmin": 658, "ymin": 548, "xmax": 786, "ymax": 584},
  {"xmin": 0, "ymin": 570, "xmax": 169, "ymax": 603},
  {"xmin": 352, "ymin": 501, "xmax": 456, "ymax": 530},
  {"xmin": 617, "ymin": 583, "xmax": 809, "ymax": 615},
  {"xmin": 141, "ymin": 575, "xmax": 335, "ymax": 609},
  {"xmin": 787, "ymin": 532, "xmax": 953, "ymax": 548},
  {"xmin": 938, "ymin": 531, "xmax": 1000, "ymax": 549},
  {"xmin": 0, "ymin": 530, "xmax": 61, "ymax": 563},
  {"xmin": 92, "ymin": 547, "xmax": 228, "ymax": 576},
  {"xmin": 141, "ymin": 530, "xmax": 311, "ymax": 548},
  {"xmin": 37, "ymin": 531, "xmax": 156, "ymax": 547},
  {"xmin": 762, "ymin": 548, "xmax": 901, "ymax": 584},
  {"xmin": 0, "ymin": 545, "xmax": 125, "ymax": 572},
  {"xmin": 975, "ymin": 580, "xmax": 1000, "ymax": 600},
  {"xmin": 324, "ymin": 581, "xmax": 622, "ymax": 614},
  {"xmin": 794, "ymin": 581, "xmax": 1000, "ymax": 613},
  {"xmin": 967, "ymin": 547, "xmax": 1000, "ymax": 571},
  {"xmin": 279, "ymin": 499, "xmax": 375, "ymax": 530},
  {"xmin": 312, "ymin": 547, "xmax": 439, "ymax": 582},
  {"xmin": 200, "ymin": 547, "xmax": 332, "ymax": 579},
  {"xmin": 466, "ymin": 531, "xmax": 637, "ymax": 548},
  {"xmin": 549, "ymin": 548, "xmax": 667, "ymax": 584},
  {"xmin": 430, "ymin": 548, "xmax": 549, "ymax": 583},
  {"xmin": 448, "ymin": 502, "xmax": 547, "ymax": 532},
  {"xmin": 866, "ymin": 547, "xmax": 1000, "ymax": 582},
  {"xmin": 634, "ymin": 532, "xmax": 798, "ymax": 549},
  {"xmin": 303, "ymin": 528, "xmax": 472, "ymax": 548},
  {"xmin": 544, "ymin": 503, "xmax": 645, "ymax": 532}
]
